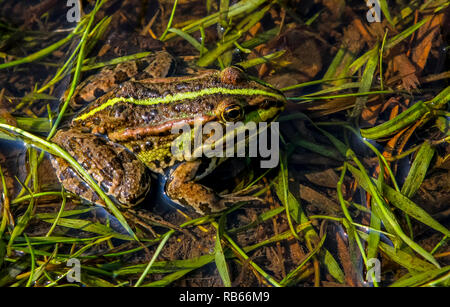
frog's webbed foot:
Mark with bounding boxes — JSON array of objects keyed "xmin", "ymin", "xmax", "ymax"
[
  {"xmin": 166, "ymin": 160, "xmax": 261, "ymax": 215},
  {"xmin": 51, "ymin": 129, "xmax": 151, "ymax": 206}
]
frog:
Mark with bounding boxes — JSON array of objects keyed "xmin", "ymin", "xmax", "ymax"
[{"xmin": 50, "ymin": 51, "xmax": 286, "ymax": 224}]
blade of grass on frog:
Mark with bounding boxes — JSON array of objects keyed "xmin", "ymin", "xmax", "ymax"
[
  {"xmin": 214, "ymin": 214, "xmax": 232, "ymax": 287},
  {"xmin": 0, "ymin": 123, "xmax": 137, "ymax": 241},
  {"xmin": 389, "ymin": 265, "xmax": 450, "ymax": 287},
  {"xmin": 401, "ymin": 141, "xmax": 435, "ymax": 198}
]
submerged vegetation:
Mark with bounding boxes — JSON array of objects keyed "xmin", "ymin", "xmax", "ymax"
[{"xmin": 0, "ymin": 0, "xmax": 449, "ymax": 287}]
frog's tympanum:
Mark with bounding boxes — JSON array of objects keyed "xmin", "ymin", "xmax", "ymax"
[{"xmin": 51, "ymin": 51, "xmax": 286, "ymax": 216}]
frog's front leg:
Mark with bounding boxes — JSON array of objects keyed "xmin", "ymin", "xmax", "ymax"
[
  {"xmin": 165, "ymin": 160, "xmax": 229, "ymax": 214},
  {"xmin": 51, "ymin": 128, "xmax": 151, "ymax": 206}
]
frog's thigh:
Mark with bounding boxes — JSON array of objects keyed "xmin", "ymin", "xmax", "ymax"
[
  {"xmin": 165, "ymin": 160, "xmax": 227, "ymax": 214},
  {"xmin": 51, "ymin": 129, "xmax": 150, "ymax": 205}
]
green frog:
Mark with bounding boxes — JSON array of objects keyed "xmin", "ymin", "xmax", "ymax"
[{"xmin": 51, "ymin": 51, "xmax": 286, "ymax": 219}]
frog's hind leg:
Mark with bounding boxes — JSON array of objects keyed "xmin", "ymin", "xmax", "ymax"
[{"xmin": 51, "ymin": 129, "xmax": 151, "ymax": 206}]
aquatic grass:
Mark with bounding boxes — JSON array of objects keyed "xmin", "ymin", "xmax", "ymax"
[
  {"xmin": 389, "ymin": 266, "xmax": 450, "ymax": 287},
  {"xmin": 284, "ymin": 112, "xmax": 446, "ymax": 270},
  {"xmin": 214, "ymin": 214, "xmax": 232, "ymax": 287},
  {"xmin": 197, "ymin": 3, "xmax": 273, "ymax": 67},
  {"xmin": 0, "ymin": 22, "xmax": 85, "ymax": 70},
  {"xmin": 400, "ymin": 141, "xmax": 435, "ymax": 198},
  {"xmin": 134, "ymin": 231, "xmax": 173, "ymax": 287},
  {"xmin": 0, "ymin": 0, "xmax": 448, "ymax": 287},
  {"xmin": 45, "ymin": 188, "xmax": 68, "ymax": 237},
  {"xmin": 361, "ymin": 86, "xmax": 449, "ymax": 139},
  {"xmin": 160, "ymin": 0, "xmax": 270, "ymax": 42},
  {"xmin": 0, "ymin": 122, "xmax": 137, "ymax": 241},
  {"xmin": 350, "ymin": 43, "xmax": 379, "ymax": 118},
  {"xmin": 274, "ymin": 150, "xmax": 345, "ymax": 283},
  {"xmin": 280, "ymin": 231, "xmax": 326, "ymax": 286}
]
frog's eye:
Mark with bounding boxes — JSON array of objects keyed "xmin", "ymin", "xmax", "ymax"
[{"xmin": 222, "ymin": 104, "xmax": 244, "ymax": 122}]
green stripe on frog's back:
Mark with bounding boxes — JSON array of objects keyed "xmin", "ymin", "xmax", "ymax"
[{"xmin": 73, "ymin": 87, "xmax": 285, "ymax": 122}]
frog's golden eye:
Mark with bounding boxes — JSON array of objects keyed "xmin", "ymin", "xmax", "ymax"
[{"xmin": 222, "ymin": 104, "xmax": 244, "ymax": 122}]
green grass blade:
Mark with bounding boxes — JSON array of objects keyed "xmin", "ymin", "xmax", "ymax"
[
  {"xmin": 215, "ymin": 214, "xmax": 232, "ymax": 286},
  {"xmin": 401, "ymin": 141, "xmax": 435, "ymax": 198}
]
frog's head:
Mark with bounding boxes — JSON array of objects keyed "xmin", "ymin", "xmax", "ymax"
[
  {"xmin": 209, "ymin": 66, "xmax": 287, "ymax": 125},
  {"xmin": 171, "ymin": 66, "xmax": 287, "ymax": 161}
]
